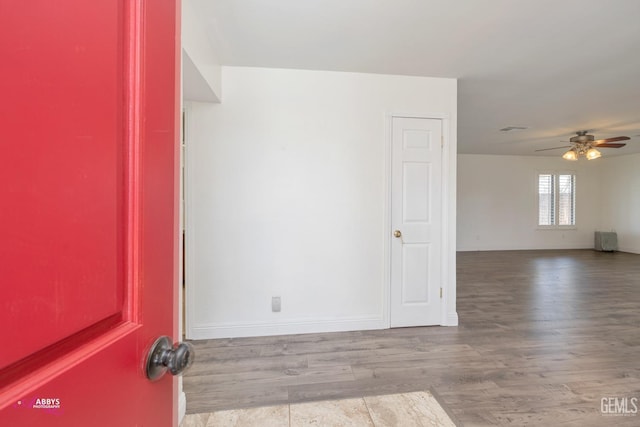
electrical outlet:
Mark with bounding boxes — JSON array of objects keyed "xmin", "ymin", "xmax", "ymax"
[{"xmin": 272, "ymin": 296, "xmax": 281, "ymax": 313}]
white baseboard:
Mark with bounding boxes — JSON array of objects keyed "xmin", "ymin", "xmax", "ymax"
[
  {"xmin": 446, "ymin": 311, "xmax": 459, "ymax": 326},
  {"xmin": 178, "ymin": 390, "xmax": 186, "ymax": 425},
  {"xmin": 619, "ymin": 247, "xmax": 640, "ymax": 255},
  {"xmin": 188, "ymin": 311, "xmax": 461, "ymax": 340},
  {"xmin": 456, "ymin": 244, "xmax": 594, "ymax": 252},
  {"xmin": 188, "ymin": 316, "xmax": 387, "ymax": 340}
]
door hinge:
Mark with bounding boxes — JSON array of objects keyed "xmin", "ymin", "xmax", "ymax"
[
  {"xmin": 440, "ymin": 288, "xmax": 443, "ymax": 298},
  {"xmin": 441, "ymin": 135, "xmax": 444, "ymax": 147}
]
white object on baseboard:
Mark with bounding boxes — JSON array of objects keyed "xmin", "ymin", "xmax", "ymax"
[{"xmin": 594, "ymin": 231, "xmax": 618, "ymax": 252}]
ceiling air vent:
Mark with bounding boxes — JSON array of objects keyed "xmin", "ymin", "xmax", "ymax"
[{"xmin": 499, "ymin": 126, "xmax": 528, "ymax": 132}]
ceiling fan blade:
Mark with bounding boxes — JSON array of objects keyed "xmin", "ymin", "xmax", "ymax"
[
  {"xmin": 594, "ymin": 136, "xmax": 630, "ymax": 144},
  {"xmin": 535, "ymin": 145, "xmax": 572, "ymax": 152},
  {"xmin": 595, "ymin": 143, "xmax": 626, "ymax": 148}
]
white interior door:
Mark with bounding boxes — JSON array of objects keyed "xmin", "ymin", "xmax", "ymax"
[{"xmin": 390, "ymin": 117, "xmax": 443, "ymax": 327}]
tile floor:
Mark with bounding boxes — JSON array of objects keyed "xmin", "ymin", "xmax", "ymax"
[{"xmin": 181, "ymin": 391, "xmax": 456, "ymax": 427}]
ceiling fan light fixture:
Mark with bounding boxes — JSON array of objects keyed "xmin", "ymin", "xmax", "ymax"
[
  {"xmin": 538, "ymin": 132, "xmax": 630, "ymax": 160},
  {"xmin": 562, "ymin": 149, "xmax": 578, "ymax": 161},
  {"xmin": 586, "ymin": 148, "xmax": 602, "ymax": 160}
]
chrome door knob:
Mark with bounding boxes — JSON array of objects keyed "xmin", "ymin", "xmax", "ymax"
[{"xmin": 145, "ymin": 336, "xmax": 195, "ymax": 381}]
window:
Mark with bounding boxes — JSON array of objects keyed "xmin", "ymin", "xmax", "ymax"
[{"xmin": 538, "ymin": 173, "xmax": 575, "ymax": 226}]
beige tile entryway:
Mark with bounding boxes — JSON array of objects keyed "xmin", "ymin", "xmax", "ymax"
[{"xmin": 181, "ymin": 391, "xmax": 456, "ymax": 426}]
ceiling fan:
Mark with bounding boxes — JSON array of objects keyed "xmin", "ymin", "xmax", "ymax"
[{"xmin": 535, "ymin": 130, "xmax": 630, "ymax": 160}]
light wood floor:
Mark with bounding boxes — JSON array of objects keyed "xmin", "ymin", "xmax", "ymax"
[{"xmin": 184, "ymin": 250, "xmax": 640, "ymax": 426}]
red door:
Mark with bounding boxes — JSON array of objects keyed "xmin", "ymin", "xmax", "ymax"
[{"xmin": 0, "ymin": 1, "xmax": 180, "ymax": 426}]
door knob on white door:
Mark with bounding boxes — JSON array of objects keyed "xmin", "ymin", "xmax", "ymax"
[{"xmin": 393, "ymin": 230, "xmax": 402, "ymax": 238}]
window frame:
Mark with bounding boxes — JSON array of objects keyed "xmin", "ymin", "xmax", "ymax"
[{"xmin": 536, "ymin": 170, "xmax": 577, "ymax": 230}]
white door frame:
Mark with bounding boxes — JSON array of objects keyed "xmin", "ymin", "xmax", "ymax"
[
  {"xmin": 184, "ymin": 102, "xmax": 196, "ymax": 341},
  {"xmin": 383, "ymin": 112, "xmax": 458, "ymax": 327},
  {"xmin": 177, "ymin": 104, "xmax": 189, "ymax": 424}
]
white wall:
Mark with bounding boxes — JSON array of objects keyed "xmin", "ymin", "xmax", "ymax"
[
  {"xmin": 186, "ymin": 66, "xmax": 457, "ymax": 339},
  {"xmin": 182, "ymin": 0, "xmax": 221, "ymax": 102},
  {"xmin": 457, "ymin": 154, "xmax": 603, "ymax": 251},
  {"xmin": 599, "ymin": 153, "xmax": 640, "ymax": 254}
]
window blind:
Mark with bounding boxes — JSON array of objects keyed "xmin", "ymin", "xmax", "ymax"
[
  {"xmin": 538, "ymin": 173, "xmax": 575, "ymax": 226},
  {"xmin": 538, "ymin": 174, "xmax": 555, "ymax": 225}
]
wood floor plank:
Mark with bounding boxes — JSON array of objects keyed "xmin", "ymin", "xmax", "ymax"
[
  {"xmin": 185, "ymin": 364, "xmax": 355, "ymax": 393},
  {"xmin": 184, "ymin": 249, "xmax": 640, "ymax": 425}
]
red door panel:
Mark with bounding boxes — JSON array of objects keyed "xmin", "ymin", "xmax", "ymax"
[
  {"xmin": 1, "ymin": 0, "xmax": 125, "ymax": 369},
  {"xmin": 0, "ymin": 0, "xmax": 180, "ymax": 425}
]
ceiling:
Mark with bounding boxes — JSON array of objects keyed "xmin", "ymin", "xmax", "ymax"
[{"xmin": 191, "ymin": 0, "xmax": 640, "ymax": 157}]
